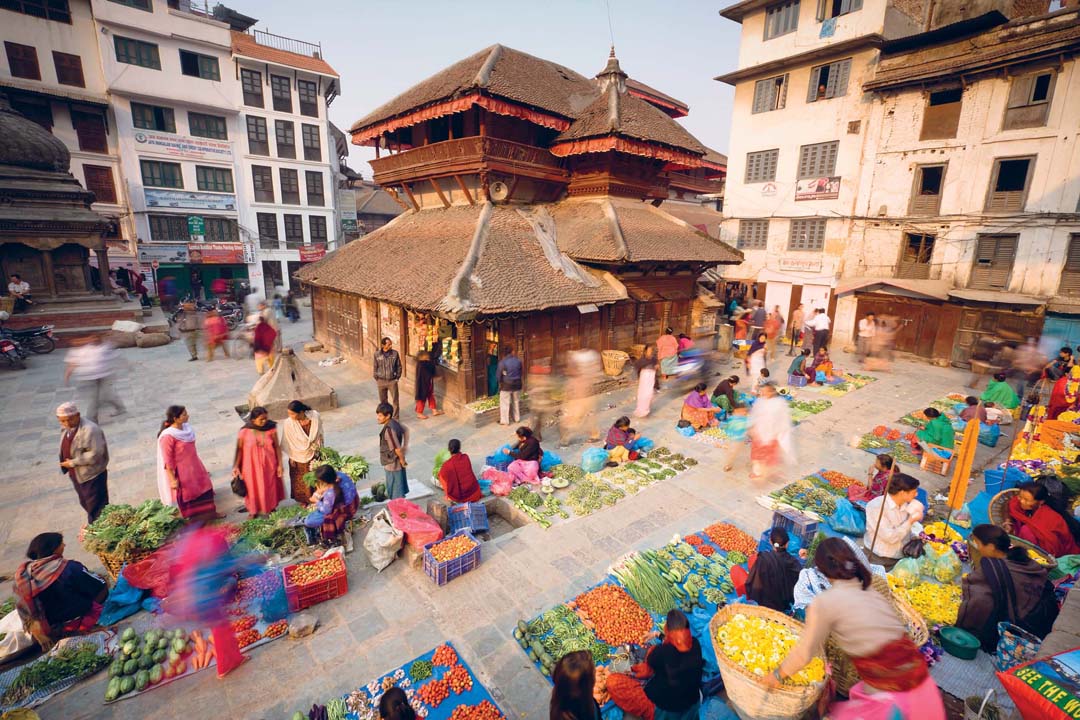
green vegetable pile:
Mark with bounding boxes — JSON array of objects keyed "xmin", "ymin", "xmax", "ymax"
[
  {"xmin": 510, "ymin": 487, "xmax": 567, "ymax": 528},
  {"xmin": 235, "ymin": 504, "xmax": 308, "ymax": 554},
  {"xmin": 104, "ymin": 627, "xmax": 191, "ymax": 702},
  {"xmin": 303, "ymin": 447, "xmax": 369, "ymax": 489},
  {"xmin": 789, "ymin": 398, "xmax": 832, "ymax": 414},
  {"xmin": 2, "ymin": 641, "xmax": 109, "ymax": 706},
  {"xmin": 0, "ymin": 597, "xmax": 14, "ymax": 617},
  {"xmin": 82, "ymin": 500, "xmax": 182, "ymax": 556},
  {"xmin": 566, "ymin": 476, "xmax": 625, "ymax": 516},
  {"xmin": 408, "ymin": 660, "xmax": 433, "ymax": 681},
  {"xmin": 509, "ymin": 485, "xmax": 543, "ymax": 508},
  {"xmin": 654, "ymin": 542, "xmax": 738, "ymax": 610},
  {"xmin": 771, "ymin": 479, "xmax": 838, "ymax": 516},
  {"xmin": 610, "ymin": 551, "xmax": 678, "ymax": 614},
  {"xmin": 515, "ymin": 607, "xmax": 610, "ymax": 677},
  {"xmin": 326, "ymin": 697, "xmax": 346, "ymax": 720},
  {"xmin": 550, "ymin": 464, "xmax": 585, "ymax": 484}
]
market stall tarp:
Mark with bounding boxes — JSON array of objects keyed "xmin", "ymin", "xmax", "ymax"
[
  {"xmin": 0, "ymin": 631, "xmax": 111, "ymax": 712},
  {"xmin": 337, "ymin": 642, "xmax": 506, "ymax": 720}
]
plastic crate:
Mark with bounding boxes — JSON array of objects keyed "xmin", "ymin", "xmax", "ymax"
[
  {"xmin": 771, "ymin": 508, "xmax": 819, "ymax": 545},
  {"xmin": 448, "ymin": 502, "xmax": 489, "ymax": 534},
  {"xmin": 422, "ymin": 530, "xmax": 482, "ymax": 586},
  {"xmin": 919, "ymin": 444, "xmax": 954, "ymax": 476},
  {"xmin": 787, "ymin": 374, "xmax": 808, "ymax": 388},
  {"xmin": 282, "ymin": 553, "xmax": 349, "ymax": 612}
]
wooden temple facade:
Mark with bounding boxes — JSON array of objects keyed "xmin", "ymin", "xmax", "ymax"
[{"xmin": 298, "ymin": 46, "xmax": 742, "ymax": 408}]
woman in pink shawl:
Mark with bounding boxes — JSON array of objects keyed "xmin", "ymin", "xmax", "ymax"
[
  {"xmin": 503, "ymin": 426, "xmax": 542, "ymax": 485},
  {"xmin": 158, "ymin": 405, "xmax": 217, "ymax": 519},
  {"xmin": 232, "ymin": 406, "xmax": 284, "ymax": 516}
]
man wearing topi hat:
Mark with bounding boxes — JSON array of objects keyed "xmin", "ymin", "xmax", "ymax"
[{"xmin": 56, "ymin": 403, "xmax": 110, "ymax": 524}]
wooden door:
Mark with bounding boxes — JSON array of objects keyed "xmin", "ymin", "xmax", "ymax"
[
  {"xmin": 553, "ymin": 309, "xmax": 579, "ymax": 365},
  {"xmin": 787, "ymin": 285, "xmax": 803, "ymax": 329},
  {"xmin": 610, "ymin": 302, "xmax": 636, "ymax": 351},
  {"xmin": 580, "ymin": 311, "xmax": 601, "ymax": 351},
  {"xmin": 526, "ymin": 313, "xmax": 554, "ymax": 369},
  {"xmin": 641, "ymin": 302, "xmax": 664, "ymax": 344}
]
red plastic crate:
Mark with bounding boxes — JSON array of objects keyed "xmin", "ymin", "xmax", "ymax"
[
  {"xmin": 422, "ymin": 530, "xmax": 482, "ymax": 586},
  {"xmin": 282, "ymin": 554, "xmax": 348, "ymax": 612}
]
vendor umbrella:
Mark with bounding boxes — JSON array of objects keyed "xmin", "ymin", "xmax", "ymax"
[{"xmin": 946, "ymin": 415, "xmax": 981, "ymax": 512}]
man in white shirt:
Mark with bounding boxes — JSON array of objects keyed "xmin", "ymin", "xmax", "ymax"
[
  {"xmin": 863, "ymin": 473, "xmax": 923, "ymax": 570},
  {"xmin": 857, "ymin": 312, "xmax": 876, "ymax": 361},
  {"xmin": 809, "ymin": 308, "xmax": 831, "ymax": 354},
  {"xmin": 7, "ymin": 273, "xmax": 32, "ymax": 312}
]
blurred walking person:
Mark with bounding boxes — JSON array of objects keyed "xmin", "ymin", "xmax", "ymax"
[
  {"xmin": 787, "ymin": 304, "xmax": 804, "ymax": 356},
  {"xmin": 856, "ymin": 313, "xmax": 876, "ymax": 363},
  {"xmin": 724, "ymin": 383, "xmax": 793, "ymax": 483},
  {"xmin": 764, "ymin": 309, "xmax": 782, "ymax": 362},
  {"xmin": 656, "ymin": 327, "xmax": 679, "ymax": 380},
  {"xmin": 203, "ymin": 308, "xmax": 230, "ymax": 361},
  {"xmin": 529, "ymin": 360, "xmax": 562, "ymax": 443},
  {"xmin": 252, "ymin": 316, "xmax": 277, "ymax": 374},
  {"xmin": 562, "ymin": 349, "xmax": 602, "ymax": 445},
  {"xmin": 64, "ymin": 337, "xmax": 126, "ymax": 424},
  {"xmin": 175, "ymin": 301, "xmax": 200, "ymax": 361},
  {"xmin": 634, "ymin": 346, "xmax": 659, "ymax": 418}
]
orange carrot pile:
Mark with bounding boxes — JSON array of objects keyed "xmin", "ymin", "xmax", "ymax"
[
  {"xmin": 574, "ymin": 585, "xmax": 652, "ymax": 645},
  {"xmin": 189, "ymin": 631, "xmax": 216, "ymax": 670}
]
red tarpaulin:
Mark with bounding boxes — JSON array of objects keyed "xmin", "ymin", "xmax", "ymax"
[{"xmin": 299, "ymin": 244, "xmax": 327, "ymax": 262}]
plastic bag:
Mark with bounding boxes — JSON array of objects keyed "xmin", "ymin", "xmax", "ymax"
[
  {"xmin": 0, "ymin": 610, "xmax": 33, "ymax": 662},
  {"xmin": 690, "ymin": 606, "xmax": 721, "ymax": 683},
  {"xmin": 387, "ymin": 498, "xmax": 444, "ymax": 550},
  {"xmin": 98, "ymin": 573, "xmax": 146, "ymax": 626},
  {"xmin": 889, "ymin": 557, "xmax": 923, "ymax": 587},
  {"xmin": 979, "ymin": 423, "xmax": 1001, "ymax": 448},
  {"xmin": 1051, "ymin": 554, "xmax": 1080, "ymax": 581},
  {"xmin": 632, "ymin": 437, "xmax": 655, "ymax": 453},
  {"xmin": 581, "ymin": 447, "xmax": 609, "ymax": 473},
  {"xmin": 540, "ymin": 450, "xmax": 562, "ymax": 473},
  {"xmin": 432, "ymin": 449, "xmax": 451, "ymax": 477},
  {"xmin": 676, "ymin": 424, "xmax": 695, "ymax": 437},
  {"xmin": 816, "ymin": 370, "xmax": 827, "ymax": 383},
  {"xmin": 921, "ymin": 542, "xmax": 962, "ymax": 583},
  {"xmin": 828, "ymin": 498, "xmax": 866, "ymax": 536},
  {"xmin": 482, "ymin": 467, "xmax": 514, "ymax": 496},
  {"xmin": 122, "ymin": 549, "xmax": 172, "ymax": 597},
  {"xmin": 725, "ymin": 416, "xmax": 749, "ymax": 441},
  {"xmin": 363, "ymin": 508, "xmax": 404, "ymax": 571}
]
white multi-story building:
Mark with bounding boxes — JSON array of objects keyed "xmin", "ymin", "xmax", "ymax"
[
  {"xmin": 715, "ymin": 0, "xmax": 1079, "ymax": 366},
  {"xmin": 2, "ymin": 0, "xmax": 340, "ymax": 300},
  {"xmin": 231, "ymin": 28, "xmax": 340, "ymax": 296},
  {"xmin": 0, "ymin": 0, "xmax": 133, "ymax": 262}
]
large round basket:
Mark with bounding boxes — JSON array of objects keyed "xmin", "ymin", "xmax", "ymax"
[
  {"xmin": 827, "ymin": 574, "xmax": 929, "ymax": 696},
  {"xmin": 601, "ymin": 350, "xmax": 629, "ymax": 376},
  {"xmin": 968, "ymin": 534, "xmax": 1055, "ymax": 569},
  {"xmin": 628, "ymin": 343, "xmax": 646, "ymax": 360},
  {"xmin": 989, "ymin": 488, "xmax": 1019, "ymax": 527},
  {"xmin": 95, "ymin": 547, "xmax": 154, "ymax": 582},
  {"xmin": 709, "ymin": 604, "xmax": 826, "ymax": 720}
]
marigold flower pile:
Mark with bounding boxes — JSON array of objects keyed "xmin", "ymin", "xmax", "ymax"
[{"xmin": 715, "ymin": 613, "xmax": 825, "ymax": 685}]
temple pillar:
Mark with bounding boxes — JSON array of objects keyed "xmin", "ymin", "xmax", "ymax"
[
  {"xmin": 94, "ymin": 246, "xmax": 111, "ymax": 297},
  {"xmin": 40, "ymin": 249, "xmax": 57, "ymax": 298}
]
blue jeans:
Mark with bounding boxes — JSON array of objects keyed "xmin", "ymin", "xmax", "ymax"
[{"xmin": 385, "ymin": 468, "xmax": 408, "ymax": 499}]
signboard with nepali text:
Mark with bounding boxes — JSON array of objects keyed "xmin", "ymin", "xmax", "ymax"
[
  {"xmin": 188, "ymin": 243, "xmax": 244, "ymax": 264},
  {"xmin": 795, "ymin": 176, "xmax": 840, "ymax": 201},
  {"xmin": 137, "ymin": 244, "xmax": 189, "ymax": 264},
  {"xmin": 134, "ymin": 131, "xmax": 233, "ymax": 161},
  {"xmin": 144, "ymin": 189, "xmax": 237, "ymax": 211},
  {"xmin": 299, "ymin": 244, "xmax": 327, "ymax": 262}
]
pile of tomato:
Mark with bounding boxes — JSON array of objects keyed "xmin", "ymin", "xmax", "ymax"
[
  {"xmin": 231, "ymin": 615, "xmax": 257, "ymax": 633},
  {"xmin": 574, "ymin": 585, "xmax": 652, "ymax": 645},
  {"xmin": 263, "ymin": 620, "xmax": 288, "ymax": 639},
  {"xmin": 448, "ymin": 700, "xmax": 504, "ymax": 720},
  {"xmin": 285, "ymin": 555, "xmax": 345, "ymax": 587},
  {"xmin": 428, "ymin": 535, "xmax": 478, "ymax": 564},
  {"xmin": 432, "ymin": 644, "xmax": 458, "ymax": 667},
  {"xmin": 703, "ymin": 523, "xmax": 758, "ymax": 556},
  {"xmin": 445, "ymin": 664, "xmax": 472, "ymax": 694},
  {"xmin": 417, "ymin": 678, "xmax": 449, "ymax": 707},
  {"xmin": 236, "ymin": 628, "xmax": 261, "ymax": 647}
]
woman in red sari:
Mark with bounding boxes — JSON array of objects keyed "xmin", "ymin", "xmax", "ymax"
[
  {"xmin": 437, "ymin": 439, "xmax": 481, "ymax": 503},
  {"xmin": 1004, "ymin": 482, "xmax": 1080, "ymax": 557},
  {"xmin": 158, "ymin": 405, "xmax": 217, "ymax": 519},
  {"xmin": 232, "ymin": 406, "xmax": 284, "ymax": 517}
]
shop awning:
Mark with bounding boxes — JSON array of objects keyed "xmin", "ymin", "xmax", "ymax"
[
  {"xmin": 947, "ymin": 289, "xmax": 1045, "ymax": 306},
  {"xmin": 1047, "ymin": 300, "xmax": 1080, "ymax": 315},
  {"xmin": 835, "ymin": 277, "xmax": 951, "ymax": 301},
  {"xmin": 0, "ymin": 79, "xmax": 108, "ymax": 107}
]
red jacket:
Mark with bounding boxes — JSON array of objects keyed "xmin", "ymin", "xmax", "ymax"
[
  {"xmin": 253, "ymin": 322, "xmax": 276, "ymax": 353},
  {"xmin": 438, "ymin": 453, "xmax": 481, "ymax": 504}
]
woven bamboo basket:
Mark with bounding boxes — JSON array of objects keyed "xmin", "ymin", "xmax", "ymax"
[
  {"xmin": 628, "ymin": 343, "xmax": 646, "ymax": 360},
  {"xmin": 969, "ymin": 534, "xmax": 1056, "ymax": 569},
  {"xmin": 827, "ymin": 574, "xmax": 930, "ymax": 696},
  {"xmin": 989, "ymin": 489, "xmax": 1020, "ymax": 527},
  {"xmin": 96, "ymin": 546, "xmax": 154, "ymax": 582},
  {"xmin": 709, "ymin": 604, "xmax": 826, "ymax": 720},
  {"xmin": 601, "ymin": 350, "xmax": 629, "ymax": 376}
]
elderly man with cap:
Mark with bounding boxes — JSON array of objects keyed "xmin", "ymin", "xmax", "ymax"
[{"xmin": 56, "ymin": 403, "xmax": 110, "ymax": 524}]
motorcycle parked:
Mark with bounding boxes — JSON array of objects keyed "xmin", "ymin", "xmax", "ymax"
[
  {"xmin": 0, "ymin": 338, "xmax": 24, "ymax": 369},
  {"xmin": 0, "ymin": 323, "xmax": 55, "ymax": 354}
]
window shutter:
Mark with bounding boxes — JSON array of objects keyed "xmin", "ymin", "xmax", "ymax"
[
  {"xmin": 753, "ymin": 79, "xmax": 770, "ymax": 113},
  {"xmin": 971, "ymin": 235, "xmax": 1017, "ymax": 289},
  {"xmin": 1007, "ymin": 76, "xmax": 1033, "ymax": 109},
  {"xmin": 764, "ymin": 150, "xmax": 777, "ymax": 181},
  {"xmin": 833, "ymin": 60, "xmax": 851, "ymax": 97},
  {"xmin": 840, "ymin": 0, "xmax": 853, "ymax": 12},
  {"xmin": 778, "ymin": 74, "xmax": 789, "ymax": 109},
  {"xmin": 851, "ymin": 0, "xmax": 862, "ymax": 9},
  {"xmin": 823, "ymin": 141, "xmax": 838, "ymax": 175},
  {"xmin": 807, "ymin": 66, "xmax": 822, "ymax": 103},
  {"xmin": 83, "ymin": 166, "xmax": 116, "ymax": 204}
]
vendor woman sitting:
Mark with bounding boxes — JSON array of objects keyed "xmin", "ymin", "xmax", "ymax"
[
  {"xmin": 806, "ymin": 347, "xmax": 834, "ymax": 384},
  {"xmin": 604, "ymin": 416, "xmax": 638, "ymax": 464},
  {"xmin": 1004, "ymin": 482, "xmax": 1080, "ymax": 557},
  {"xmin": 682, "ymin": 383, "xmax": 725, "ymax": 430},
  {"xmin": 913, "ymin": 407, "xmax": 954, "ymax": 454},
  {"xmin": 746, "ymin": 527, "xmax": 802, "ymax": 613},
  {"xmin": 503, "ymin": 426, "xmax": 542, "ymax": 485},
  {"xmin": 981, "ymin": 372, "xmax": 1020, "ymax": 410},
  {"xmin": 15, "ymin": 532, "xmax": 107, "ymax": 647},
  {"xmin": 787, "ymin": 349, "xmax": 811, "ymax": 382},
  {"xmin": 438, "ymin": 439, "xmax": 482, "ymax": 503},
  {"xmin": 711, "ymin": 375, "xmax": 743, "ymax": 414},
  {"xmin": 303, "ymin": 467, "xmax": 343, "ymax": 544}
]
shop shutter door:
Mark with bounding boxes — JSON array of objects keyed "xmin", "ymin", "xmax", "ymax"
[{"xmin": 1060, "ymin": 235, "xmax": 1080, "ymax": 296}]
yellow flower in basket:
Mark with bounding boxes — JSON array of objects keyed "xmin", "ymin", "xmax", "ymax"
[
  {"xmin": 922, "ymin": 522, "xmax": 962, "ymax": 544},
  {"xmin": 716, "ymin": 613, "xmax": 825, "ymax": 686}
]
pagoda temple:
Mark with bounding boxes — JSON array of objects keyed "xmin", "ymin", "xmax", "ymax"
[{"xmin": 297, "ymin": 45, "xmax": 741, "ymax": 408}]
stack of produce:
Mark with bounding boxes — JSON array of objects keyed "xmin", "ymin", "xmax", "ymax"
[
  {"xmin": 2, "ymin": 641, "xmax": 109, "ymax": 706},
  {"xmin": 235, "ymin": 505, "xmax": 308, "ymax": 555},
  {"xmin": 566, "ymin": 476, "xmax": 625, "ymax": 516},
  {"xmin": 82, "ymin": 500, "xmax": 182, "ymax": 559},
  {"xmin": 820, "ymin": 470, "xmax": 861, "ymax": 492},
  {"xmin": 104, "ymin": 628, "xmax": 193, "ymax": 701},
  {"xmin": 703, "ymin": 524, "xmax": 757, "ymax": 556},
  {"xmin": 887, "ymin": 576, "xmax": 962, "ymax": 626},
  {"xmin": 715, "ymin": 613, "xmax": 825, "ymax": 685},
  {"xmin": 425, "ymin": 535, "xmax": 477, "ymax": 564},
  {"xmin": 789, "ymin": 398, "xmax": 832, "ymax": 415},
  {"xmin": 770, "ymin": 479, "xmax": 838, "ymax": 516},
  {"xmin": 609, "ymin": 551, "xmax": 679, "ymax": 614},
  {"xmin": 573, "ymin": 585, "xmax": 653, "ymax": 646},
  {"xmin": 303, "ymin": 446, "xmax": 368, "ymax": 488}
]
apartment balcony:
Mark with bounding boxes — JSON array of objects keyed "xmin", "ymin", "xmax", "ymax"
[{"xmin": 370, "ymin": 136, "xmax": 568, "ymax": 187}]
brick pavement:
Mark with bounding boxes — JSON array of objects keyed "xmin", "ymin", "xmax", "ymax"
[{"xmin": 0, "ymin": 315, "xmax": 1007, "ymax": 719}]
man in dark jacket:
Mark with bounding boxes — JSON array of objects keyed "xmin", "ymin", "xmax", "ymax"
[
  {"xmin": 374, "ymin": 337, "xmax": 403, "ymax": 418},
  {"xmin": 749, "ymin": 300, "xmax": 767, "ymax": 340},
  {"xmin": 497, "ymin": 346, "xmax": 523, "ymax": 425}
]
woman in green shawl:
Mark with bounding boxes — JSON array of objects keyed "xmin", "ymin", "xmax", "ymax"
[
  {"xmin": 981, "ymin": 372, "xmax": 1020, "ymax": 409},
  {"xmin": 914, "ymin": 407, "xmax": 955, "ymax": 453}
]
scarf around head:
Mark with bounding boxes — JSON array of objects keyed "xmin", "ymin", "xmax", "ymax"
[
  {"xmin": 243, "ymin": 417, "xmax": 277, "ymax": 431},
  {"xmin": 15, "ymin": 555, "xmax": 68, "ymax": 602}
]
